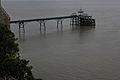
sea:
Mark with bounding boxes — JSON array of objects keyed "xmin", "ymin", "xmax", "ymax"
[{"xmin": 2, "ymin": 0, "xmax": 120, "ymax": 80}]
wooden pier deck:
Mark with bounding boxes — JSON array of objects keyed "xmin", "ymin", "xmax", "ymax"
[{"xmin": 10, "ymin": 15, "xmax": 77, "ymax": 23}]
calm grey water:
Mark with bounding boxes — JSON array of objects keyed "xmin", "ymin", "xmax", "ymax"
[{"xmin": 3, "ymin": 0, "xmax": 120, "ymax": 80}]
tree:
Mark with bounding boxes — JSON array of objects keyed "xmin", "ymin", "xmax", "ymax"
[{"xmin": 0, "ymin": 23, "xmax": 35, "ymax": 80}]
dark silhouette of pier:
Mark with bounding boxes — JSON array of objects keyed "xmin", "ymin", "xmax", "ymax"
[
  {"xmin": 10, "ymin": 15, "xmax": 77, "ymax": 23},
  {"xmin": 10, "ymin": 15, "xmax": 77, "ymax": 33},
  {"xmin": 10, "ymin": 9, "xmax": 96, "ymax": 34}
]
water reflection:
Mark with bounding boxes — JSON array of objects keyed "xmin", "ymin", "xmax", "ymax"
[
  {"xmin": 19, "ymin": 32, "xmax": 25, "ymax": 41},
  {"xmin": 18, "ymin": 25, "xmax": 95, "ymax": 42},
  {"xmin": 71, "ymin": 25, "xmax": 95, "ymax": 31},
  {"xmin": 71, "ymin": 25, "xmax": 95, "ymax": 43},
  {"xmin": 39, "ymin": 31, "xmax": 47, "ymax": 39}
]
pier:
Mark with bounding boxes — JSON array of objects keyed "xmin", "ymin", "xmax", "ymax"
[{"xmin": 10, "ymin": 9, "xmax": 96, "ymax": 34}]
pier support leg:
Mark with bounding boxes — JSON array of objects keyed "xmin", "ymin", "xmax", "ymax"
[
  {"xmin": 19, "ymin": 23, "xmax": 21, "ymax": 34},
  {"xmin": 39, "ymin": 20, "xmax": 46, "ymax": 32},
  {"xmin": 61, "ymin": 20, "xmax": 63, "ymax": 30},
  {"xmin": 71, "ymin": 18, "xmax": 75, "ymax": 25},
  {"xmin": 18, "ymin": 22, "xmax": 25, "ymax": 40},
  {"xmin": 23, "ymin": 22, "xmax": 25, "ymax": 33},
  {"xmin": 56, "ymin": 19, "xmax": 63, "ymax": 30},
  {"xmin": 39, "ymin": 22, "xmax": 42, "ymax": 32},
  {"xmin": 75, "ymin": 17, "xmax": 79, "ymax": 25},
  {"xmin": 43, "ymin": 21, "xmax": 46, "ymax": 31},
  {"xmin": 18, "ymin": 22, "xmax": 25, "ymax": 34},
  {"xmin": 70, "ymin": 19, "xmax": 71, "ymax": 25},
  {"xmin": 57, "ymin": 20, "xmax": 59, "ymax": 29}
]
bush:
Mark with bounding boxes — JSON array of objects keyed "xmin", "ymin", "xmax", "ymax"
[{"xmin": 0, "ymin": 24, "xmax": 34, "ymax": 80}]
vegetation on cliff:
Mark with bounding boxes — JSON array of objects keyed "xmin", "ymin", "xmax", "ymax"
[{"xmin": 0, "ymin": 23, "xmax": 36, "ymax": 80}]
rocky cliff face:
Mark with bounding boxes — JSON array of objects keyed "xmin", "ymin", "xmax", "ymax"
[{"xmin": 0, "ymin": 6, "xmax": 10, "ymax": 27}]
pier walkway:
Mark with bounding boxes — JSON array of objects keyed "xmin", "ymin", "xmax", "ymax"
[
  {"xmin": 10, "ymin": 10, "xmax": 96, "ymax": 34},
  {"xmin": 10, "ymin": 15, "xmax": 78, "ymax": 33},
  {"xmin": 10, "ymin": 15, "xmax": 77, "ymax": 23}
]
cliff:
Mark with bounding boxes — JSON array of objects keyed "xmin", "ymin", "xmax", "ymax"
[{"xmin": 0, "ymin": 6, "xmax": 10, "ymax": 27}]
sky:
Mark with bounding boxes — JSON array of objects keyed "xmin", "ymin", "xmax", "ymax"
[
  {"xmin": 3, "ymin": 0, "xmax": 120, "ymax": 1},
  {"xmin": 3, "ymin": 0, "xmax": 120, "ymax": 3},
  {"xmin": 2, "ymin": 0, "xmax": 84, "ymax": 1},
  {"xmin": 3, "ymin": 0, "xmax": 71, "ymax": 1}
]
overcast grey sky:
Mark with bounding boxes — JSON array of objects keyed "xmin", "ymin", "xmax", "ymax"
[
  {"xmin": 3, "ymin": 0, "xmax": 120, "ymax": 1},
  {"xmin": 3, "ymin": 0, "xmax": 120, "ymax": 3},
  {"xmin": 2, "ymin": 0, "xmax": 82, "ymax": 1},
  {"xmin": 2, "ymin": 0, "xmax": 73, "ymax": 1}
]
